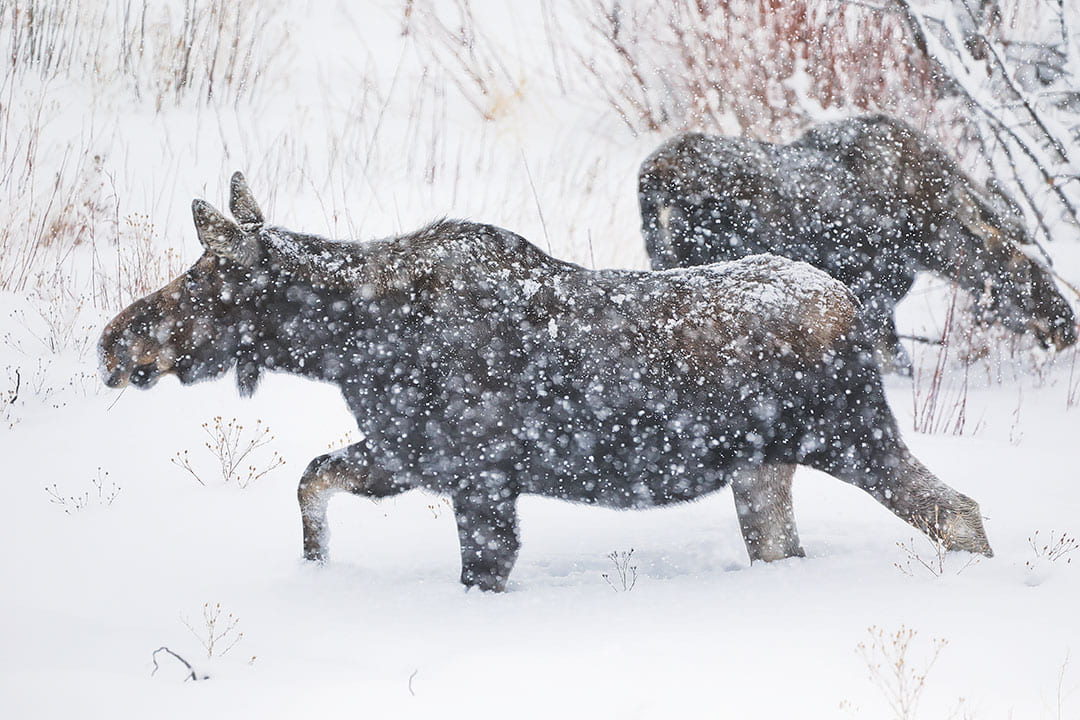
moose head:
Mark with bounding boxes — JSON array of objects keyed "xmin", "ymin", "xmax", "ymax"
[
  {"xmin": 947, "ymin": 180, "xmax": 1077, "ymax": 351},
  {"xmin": 99, "ymin": 173, "xmax": 273, "ymax": 395}
]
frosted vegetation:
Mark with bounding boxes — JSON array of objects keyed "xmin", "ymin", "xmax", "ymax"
[{"xmin": 2, "ymin": 1, "xmax": 1080, "ymax": 717}]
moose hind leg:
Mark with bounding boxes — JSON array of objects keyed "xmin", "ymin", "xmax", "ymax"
[
  {"xmin": 805, "ymin": 331, "xmax": 991, "ymax": 555},
  {"xmin": 297, "ymin": 442, "xmax": 403, "ymax": 563},
  {"xmin": 815, "ymin": 442, "xmax": 992, "ymax": 556},
  {"xmin": 452, "ymin": 489, "xmax": 521, "ymax": 592},
  {"xmin": 732, "ymin": 464, "xmax": 805, "ymax": 563},
  {"xmin": 875, "ymin": 451, "xmax": 991, "ymax": 556}
]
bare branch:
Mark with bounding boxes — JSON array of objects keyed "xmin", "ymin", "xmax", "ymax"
[{"xmin": 151, "ymin": 646, "xmax": 205, "ymax": 682}]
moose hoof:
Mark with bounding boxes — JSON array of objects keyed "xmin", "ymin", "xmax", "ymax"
[
  {"xmin": 748, "ymin": 542, "xmax": 806, "ymax": 564},
  {"xmin": 303, "ymin": 547, "xmax": 328, "ymax": 564},
  {"xmin": 461, "ymin": 568, "xmax": 509, "ymax": 593},
  {"xmin": 940, "ymin": 504, "xmax": 993, "ymax": 558}
]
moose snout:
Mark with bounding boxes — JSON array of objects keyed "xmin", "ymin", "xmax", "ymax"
[
  {"xmin": 102, "ymin": 365, "xmax": 129, "ymax": 389},
  {"xmin": 98, "ymin": 323, "xmax": 129, "ymax": 388},
  {"xmin": 1031, "ymin": 316, "xmax": 1079, "ymax": 352},
  {"xmin": 98, "ymin": 333, "xmax": 170, "ymax": 389},
  {"xmin": 98, "ymin": 303, "xmax": 172, "ymax": 389},
  {"xmin": 1052, "ymin": 318, "xmax": 1079, "ymax": 350}
]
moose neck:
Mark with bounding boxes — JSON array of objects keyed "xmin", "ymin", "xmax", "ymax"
[{"xmin": 251, "ymin": 229, "xmax": 415, "ymax": 385}]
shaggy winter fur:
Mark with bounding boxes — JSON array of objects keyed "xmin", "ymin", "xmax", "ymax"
[
  {"xmin": 100, "ymin": 173, "xmax": 992, "ymax": 591},
  {"xmin": 639, "ymin": 114, "xmax": 1077, "ymax": 372}
]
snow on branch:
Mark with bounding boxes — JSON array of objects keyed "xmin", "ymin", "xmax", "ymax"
[{"xmin": 890, "ymin": 0, "xmax": 1080, "ymax": 241}]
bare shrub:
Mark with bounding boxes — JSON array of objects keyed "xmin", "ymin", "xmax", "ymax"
[
  {"xmin": 172, "ymin": 416, "xmax": 284, "ymax": 488},
  {"xmin": 44, "ymin": 467, "xmax": 120, "ymax": 514},
  {"xmin": 910, "ymin": 289, "xmax": 982, "ymax": 436},
  {"xmin": 111, "ymin": 213, "xmax": 185, "ymax": 307},
  {"xmin": 601, "ymin": 548, "xmax": 637, "ymax": 592},
  {"xmin": 1, "ymin": 0, "xmax": 281, "ymax": 108},
  {"xmin": 7, "ymin": 293, "xmax": 98, "ymax": 359},
  {"xmin": 857, "ymin": 625, "xmax": 948, "ymax": 720},
  {"xmin": 407, "ymin": 0, "xmax": 522, "ymax": 122},
  {"xmin": 0, "ymin": 144, "xmax": 109, "ymax": 295},
  {"xmin": 567, "ymin": 0, "xmax": 940, "ymax": 140},
  {"xmin": 895, "ymin": 508, "xmax": 980, "ymax": 577},
  {"xmin": 1027, "ymin": 530, "xmax": 1078, "ymax": 571},
  {"xmin": 890, "ymin": 0, "xmax": 1080, "ymax": 244},
  {"xmin": 181, "ymin": 602, "xmax": 244, "ymax": 659}
]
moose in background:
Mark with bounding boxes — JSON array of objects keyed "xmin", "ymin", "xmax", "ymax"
[
  {"xmin": 639, "ymin": 114, "xmax": 1077, "ymax": 373},
  {"xmin": 100, "ymin": 173, "xmax": 991, "ymax": 592}
]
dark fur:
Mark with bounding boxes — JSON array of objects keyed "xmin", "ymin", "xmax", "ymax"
[
  {"xmin": 639, "ymin": 114, "xmax": 1078, "ymax": 371},
  {"xmin": 100, "ymin": 174, "xmax": 991, "ymax": 591}
]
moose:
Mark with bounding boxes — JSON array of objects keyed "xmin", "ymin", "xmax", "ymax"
[
  {"xmin": 639, "ymin": 114, "xmax": 1077, "ymax": 372},
  {"xmin": 100, "ymin": 173, "xmax": 992, "ymax": 591}
]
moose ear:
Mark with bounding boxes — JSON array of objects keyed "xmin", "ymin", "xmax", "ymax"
[
  {"xmin": 193, "ymin": 199, "xmax": 258, "ymax": 265},
  {"xmin": 229, "ymin": 171, "xmax": 265, "ymax": 226},
  {"xmin": 954, "ymin": 184, "xmax": 1006, "ymax": 252},
  {"xmin": 984, "ymin": 178, "xmax": 1031, "ymax": 245}
]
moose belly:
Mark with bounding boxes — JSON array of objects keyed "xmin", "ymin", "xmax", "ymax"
[
  {"xmin": 356, "ymin": 379, "xmax": 787, "ymax": 510},
  {"xmin": 512, "ymin": 399, "xmax": 769, "ymax": 508}
]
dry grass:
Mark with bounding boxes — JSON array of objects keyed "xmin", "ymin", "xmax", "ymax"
[
  {"xmin": 406, "ymin": 0, "xmax": 522, "ymax": 122},
  {"xmin": 910, "ymin": 288, "xmax": 982, "ymax": 436},
  {"xmin": 1, "ymin": 0, "xmax": 280, "ymax": 107}
]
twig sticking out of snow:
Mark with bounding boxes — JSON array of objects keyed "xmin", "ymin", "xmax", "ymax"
[
  {"xmin": 895, "ymin": 507, "xmax": 981, "ymax": 577},
  {"xmin": 151, "ymin": 646, "xmax": 207, "ymax": 682},
  {"xmin": 1027, "ymin": 530, "xmax": 1078, "ymax": 569},
  {"xmin": 181, "ymin": 602, "xmax": 244, "ymax": 659},
  {"xmin": 601, "ymin": 548, "xmax": 638, "ymax": 592},
  {"xmin": 856, "ymin": 625, "xmax": 948, "ymax": 720}
]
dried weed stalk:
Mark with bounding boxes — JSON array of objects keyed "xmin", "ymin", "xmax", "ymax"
[
  {"xmin": 44, "ymin": 467, "xmax": 120, "ymax": 514},
  {"xmin": 181, "ymin": 602, "xmax": 244, "ymax": 659},
  {"xmin": 857, "ymin": 625, "xmax": 947, "ymax": 720},
  {"xmin": 172, "ymin": 416, "xmax": 284, "ymax": 488},
  {"xmin": 1026, "ymin": 530, "xmax": 1078, "ymax": 571},
  {"xmin": 602, "ymin": 548, "xmax": 638, "ymax": 592},
  {"xmin": 895, "ymin": 508, "xmax": 980, "ymax": 577},
  {"xmin": 910, "ymin": 287, "xmax": 980, "ymax": 437}
]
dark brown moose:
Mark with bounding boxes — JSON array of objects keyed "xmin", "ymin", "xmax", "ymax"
[
  {"xmin": 100, "ymin": 173, "xmax": 992, "ymax": 591},
  {"xmin": 639, "ymin": 114, "xmax": 1077, "ymax": 372}
]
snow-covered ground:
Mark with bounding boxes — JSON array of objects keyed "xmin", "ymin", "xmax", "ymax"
[{"xmin": 3, "ymin": 2, "xmax": 1080, "ymax": 717}]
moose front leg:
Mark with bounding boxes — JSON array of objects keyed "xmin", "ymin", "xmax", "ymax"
[
  {"xmin": 731, "ymin": 464, "xmax": 805, "ymax": 563},
  {"xmin": 452, "ymin": 489, "xmax": 521, "ymax": 592},
  {"xmin": 297, "ymin": 442, "xmax": 405, "ymax": 563}
]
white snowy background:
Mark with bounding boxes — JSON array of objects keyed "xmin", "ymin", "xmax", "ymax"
[{"xmin": 2, "ymin": 1, "xmax": 1079, "ymax": 717}]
